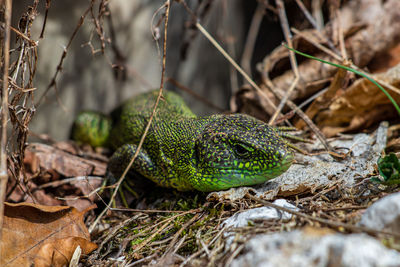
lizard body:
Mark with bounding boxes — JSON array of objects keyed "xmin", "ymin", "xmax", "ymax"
[{"xmin": 72, "ymin": 90, "xmax": 293, "ymax": 192}]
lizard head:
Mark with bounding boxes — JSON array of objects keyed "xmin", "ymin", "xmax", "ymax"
[{"xmin": 191, "ymin": 114, "xmax": 293, "ymax": 192}]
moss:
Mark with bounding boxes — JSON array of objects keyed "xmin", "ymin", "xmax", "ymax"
[{"xmin": 131, "ymin": 237, "xmax": 147, "ymax": 247}]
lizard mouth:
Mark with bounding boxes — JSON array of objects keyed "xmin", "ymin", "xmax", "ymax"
[
  {"xmin": 279, "ymin": 152, "xmax": 294, "ymax": 172},
  {"xmin": 193, "ymin": 153, "xmax": 294, "ymax": 192}
]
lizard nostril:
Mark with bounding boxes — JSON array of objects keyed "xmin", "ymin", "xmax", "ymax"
[{"xmin": 276, "ymin": 148, "xmax": 286, "ymax": 159}]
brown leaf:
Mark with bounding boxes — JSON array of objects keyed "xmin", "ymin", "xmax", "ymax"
[
  {"xmin": 25, "ymin": 143, "xmax": 106, "ymax": 177},
  {"xmin": 295, "ymin": 64, "xmax": 350, "ymax": 129},
  {"xmin": 0, "ymin": 202, "xmax": 97, "ymax": 267},
  {"xmin": 19, "ymin": 142, "xmax": 104, "ymax": 209},
  {"xmin": 307, "ymin": 63, "xmax": 400, "ymax": 137},
  {"xmin": 369, "ymin": 43, "xmax": 400, "ymax": 73},
  {"xmin": 35, "ymin": 237, "xmax": 98, "ymax": 267}
]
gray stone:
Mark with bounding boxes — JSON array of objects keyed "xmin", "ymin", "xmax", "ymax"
[
  {"xmin": 359, "ymin": 192, "xmax": 400, "ymax": 234},
  {"xmin": 230, "ymin": 230, "xmax": 400, "ymax": 267},
  {"xmin": 222, "ymin": 199, "xmax": 297, "ymax": 229},
  {"xmin": 222, "ymin": 199, "xmax": 298, "ymax": 249}
]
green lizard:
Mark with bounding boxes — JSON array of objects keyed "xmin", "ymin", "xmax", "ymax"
[{"xmin": 71, "ymin": 90, "xmax": 294, "ymax": 192}]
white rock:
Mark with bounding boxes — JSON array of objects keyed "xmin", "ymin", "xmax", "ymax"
[
  {"xmin": 222, "ymin": 199, "xmax": 298, "ymax": 249},
  {"xmin": 230, "ymin": 230, "xmax": 400, "ymax": 267},
  {"xmin": 359, "ymin": 192, "xmax": 400, "ymax": 233},
  {"xmin": 222, "ymin": 199, "xmax": 298, "ymax": 228}
]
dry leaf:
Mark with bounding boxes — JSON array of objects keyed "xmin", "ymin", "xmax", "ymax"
[
  {"xmin": 0, "ymin": 202, "xmax": 97, "ymax": 267},
  {"xmin": 307, "ymin": 63, "xmax": 400, "ymax": 137},
  {"xmin": 35, "ymin": 237, "xmax": 97, "ymax": 267},
  {"xmin": 25, "ymin": 143, "xmax": 106, "ymax": 177},
  {"xmin": 16, "ymin": 142, "xmax": 105, "ymax": 209}
]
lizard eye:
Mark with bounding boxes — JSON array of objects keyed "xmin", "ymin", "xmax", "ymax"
[
  {"xmin": 193, "ymin": 142, "xmax": 201, "ymax": 164},
  {"xmin": 232, "ymin": 143, "xmax": 251, "ymax": 158}
]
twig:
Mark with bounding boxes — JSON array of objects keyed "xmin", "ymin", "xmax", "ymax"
[
  {"xmin": 127, "ymin": 254, "xmax": 158, "ymax": 267},
  {"xmin": 264, "ymin": 79, "xmax": 334, "ymax": 152},
  {"xmin": 179, "ymin": 225, "xmax": 227, "ymax": 267},
  {"xmin": 89, "ymin": 0, "xmax": 171, "ymax": 233},
  {"xmin": 335, "ymin": 9, "xmax": 347, "ymax": 60},
  {"xmin": 240, "ymin": 1, "xmax": 264, "ymax": 77},
  {"xmin": 106, "ymin": 4, "xmax": 128, "ymax": 81},
  {"xmin": 90, "ymin": 0, "xmax": 108, "ymax": 54},
  {"xmin": 311, "ymin": 0, "xmax": 324, "ymax": 30},
  {"xmin": 36, "ymin": 2, "xmax": 93, "ymax": 107},
  {"xmin": 294, "ymin": 0, "xmax": 320, "ymax": 30},
  {"xmin": 269, "ymin": 0, "xmax": 299, "ymax": 124},
  {"xmin": 0, "ymin": 0, "xmax": 12, "ymax": 243},
  {"xmin": 171, "ymin": 236, "xmax": 187, "ymax": 255},
  {"xmin": 39, "ymin": 0, "xmax": 51, "ymax": 38},
  {"xmin": 95, "ymin": 215, "xmax": 144, "ymax": 255},
  {"xmin": 291, "ymin": 28, "xmax": 342, "ymax": 61},
  {"xmin": 167, "ymin": 78, "xmax": 224, "ymax": 112},
  {"xmin": 371, "ymin": 78, "xmax": 400, "ymax": 96},
  {"xmin": 198, "ymin": 237, "xmax": 210, "ymax": 257},
  {"xmin": 111, "ymin": 207, "xmax": 200, "ymax": 214},
  {"xmin": 321, "ymin": 205, "xmax": 368, "ymax": 212},
  {"xmin": 161, "ymin": 213, "xmax": 201, "ymax": 258},
  {"xmin": 195, "ymin": 22, "xmax": 278, "ymax": 111},
  {"xmin": 227, "ymin": 37, "xmax": 240, "ymax": 95},
  {"xmin": 293, "ymin": 0, "xmax": 339, "ymax": 54},
  {"xmin": 132, "ymin": 215, "xmax": 173, "ymax": 253},
  {"xmin": 225, "ymin": 244, "xmax": 245, "ymax": 266},
  {"xmin": 297, "ymin": 87, "xmax": 328, "ymax": 109},
  {"xmin": 149, "ymin": 235, "xmax": 175, "ymax": 246},
  {"xmin": 297, "ymin": 180, "xmax": 342, "ymax": 203},
  {"xmin": 150, "ymin": 210, "xmax": 200, "ymax": 234},
  {"xmin": 206, "ymin": 236, "xmax": 224, "ymax": 267},
  {"xmin": 36, "ymin": 176, "xmax": 102, "ymax": 189},
  {"xmin": 8, "ymin": 79, "xmax": 36, "ymax": 92},
  {"xmin": 9, "ymin": 26, "xmax": 36, "ymax": 46}
]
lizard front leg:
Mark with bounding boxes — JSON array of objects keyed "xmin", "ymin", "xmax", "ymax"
[{"xmin": 107, "ymin": 143, "xmax": 163, "ymax": 186}]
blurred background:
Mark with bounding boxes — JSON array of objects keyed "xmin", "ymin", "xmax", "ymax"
[
  {"xmin": 12, "ymin": 0, "xmax": 282, "ymax": 140},
  {"xmin": 9, "ymin": 0, "xmax": 400, "ymax": 142}
]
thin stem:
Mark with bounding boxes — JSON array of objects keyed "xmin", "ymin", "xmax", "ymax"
[
  {"xmin": 195, "ymin": 22, "xmax": 277, "ymax": 111},
  {"xmin": 240, "ymin": 1, "xmax": 264, "ymax": 76},
  {"xmin": 0, "ymin": 0, "xmax": 12, "ymax": 244},
  {"xmin": 269, "ymin": 0, "xmax": 299, "ymax": 124}
]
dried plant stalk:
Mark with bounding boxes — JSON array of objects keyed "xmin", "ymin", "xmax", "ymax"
[{"xmin": 0, "ymin": 0, "xmax": 12, "ymax": 240}]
